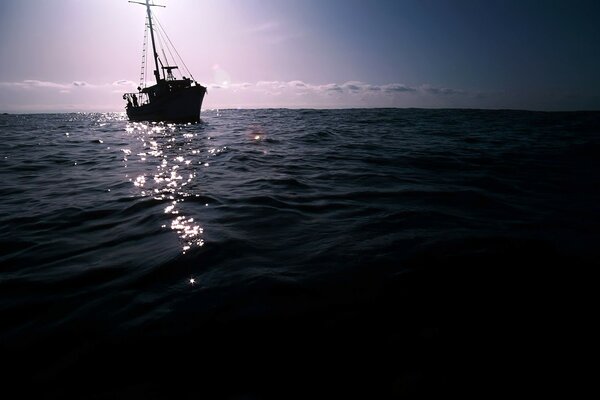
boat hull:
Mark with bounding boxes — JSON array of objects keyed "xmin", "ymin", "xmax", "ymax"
[{"xmin": 126, "ymin": 85, "xmax": 206, "ymax": 123}]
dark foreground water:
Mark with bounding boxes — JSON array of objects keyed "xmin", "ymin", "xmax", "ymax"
[{"xmin": 1, "ymin": 109, "xmax": 599, "ymax": 398}]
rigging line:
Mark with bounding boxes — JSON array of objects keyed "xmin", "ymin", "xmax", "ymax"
[
  {"xmin": 144, "ymin": 18, "xmax": 149, "ymax": 88},
  {"xmin": 153, "ymin": 14, "xmax": 179, "ymax": 77},
  {"xmin": 154, "ymin": 25, "xmax": 167, "ymax": 79},
  {"xmin": 160, "ymin": 32, "xmax": 175, "ymax": 74},
  {"xmin": 151, "ymin": 11, "xmax": 195, "ymax": 81},
  {"xmin": 161, "ymin": 44, "xmax": 169, "ymax": 70},
  {"xmin": 151, "ymin": 12, "xmax": 174, "ymax": 71},
  {"xmin": 140, "ymin": 16, "xmax": 149, "ymax": 88},
  {"xmin": 159, "ymin": 35, "xmax": 173, "ymax": 79}
]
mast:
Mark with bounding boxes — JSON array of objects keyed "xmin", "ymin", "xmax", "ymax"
[
  {"xmin": 129, "ymin": 0, "xmax": 165, "ymax": 84},
  {"xmin": 145, "ymin": 0, "xmax": 161, "ymax": 83}
]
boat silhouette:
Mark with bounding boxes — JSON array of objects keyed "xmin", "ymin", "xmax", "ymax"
[{"xmin": 124, "ymin": 1, "xmax": 206, "ymax": 123}]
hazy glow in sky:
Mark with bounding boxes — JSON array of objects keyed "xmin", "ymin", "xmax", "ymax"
[{"xmin": 1, "ymin": 0, "xmax": 599, "ymax": 111}]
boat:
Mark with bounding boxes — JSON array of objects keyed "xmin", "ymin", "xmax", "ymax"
[{"xmin": 124, "ymin": 0, "xmax": 206, "ymax": 123}]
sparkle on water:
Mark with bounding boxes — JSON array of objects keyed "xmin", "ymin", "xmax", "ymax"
[{"xmin": 122, "ymin": 120, "xmax": 218, "ymax": 254}]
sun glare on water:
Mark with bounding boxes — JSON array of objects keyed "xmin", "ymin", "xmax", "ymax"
[{"xmin": 122, "ymin": 121, "xmax": 222, "ymax": 254}]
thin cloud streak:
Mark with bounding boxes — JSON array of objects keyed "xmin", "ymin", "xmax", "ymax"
[
  {"xmin": 0, "ymin": 80, "xmax": 71, "ymax": 89},
  {"xmin": 0, "ymin": 79, "xmax": 105, "ymax": 90},
  {"xmin": 112, "ymin": 80, "xmax": 137, "ymax": 87},
  {"xmin": 203, "ymin": 80, "xmax": 476, "ymax": 109},
  {"xmin": 0, "ymin": 78, "xmax": 483, "ymax": 112},
  {"xmin": 248, "ymin": 21, "xmax": 281, "ymax": 34},
  {"xmin": 214, "ymin": 80, "xmax": 464, "ymax": 96},
  {"xmin": 247, "ymin": 20, "xmax": 303, "ymax": 44},
  {"xmin": 420, "ymin": 84, "xmax": 466, "ymax": 95}
]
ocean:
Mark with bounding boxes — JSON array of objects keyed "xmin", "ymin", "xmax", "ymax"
[{"xmin": 1, "ymin": 108, "xmax": 599, "ymax": 398}]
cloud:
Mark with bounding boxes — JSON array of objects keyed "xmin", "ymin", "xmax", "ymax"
[
  {"xmin": 112, "ymin": 80, "xmax": 137, "ymax": 87},
  {"xmin": 0, "ymin": 78, "xmax": 464, "ymax": 100},
  {"xmin": 248, "ymin": 21, "xmax": 280, "ymax": 34},
  {"xmin": 0, "ymin": 77, "xmax": 472, "ymax": 112},
  {"xmin": 342, "ymin": 81, "xmax": 364, "ymax": 92},
  {"xmin": 0, "ymin": 79, "xmax": 103, "ymax": 90},
  {"xmin": 256, "ymin": 81, "xmax": 289, "ymax": 92},
  {"xmin": 200, "ymin": 79, "xmax": 477, "ymax": 109},
  {"xmin": 382, "ymin": 83, "xmax": 418, "ymax": 93},
  {"xmin": 289, "ymin": 80, "xmax": 308, "ymax": 89},
  {"xmin": 318, "ymin": 83, "xmax": 343, "ymax": 92},
  {"xmin": 267, "ymin": 33, "xmax": 304, "ymax": 45},
  {"xmin": 248, "ymin": 20, "xmax": 303, "ymax": 44},
  {"xmin": 0, "ymin": 80, "xmax": 71, "ymax": 89},
  {"xmin": 212, "ymin": 80, "xmax": 435, "ymax": 96},
  {"xmin": 256, "ymin": 80, "xmax": 281, "ymax": 88},
  {"xmin": 420, "ymin": 84, "xmax": 465, "ymax": 95},
  {"xmin": 0, "ymin": 79, "xmax": 133, "ymax": 112}
]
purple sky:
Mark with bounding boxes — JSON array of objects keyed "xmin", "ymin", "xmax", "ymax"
[{"xmin": 1, "ymin": 0, "xmax": 599, "ymax": 112}]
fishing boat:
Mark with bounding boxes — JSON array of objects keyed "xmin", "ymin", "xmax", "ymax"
[{"xmin": 124, "ymin": 0, "xmax": 206, "ymax": 123}]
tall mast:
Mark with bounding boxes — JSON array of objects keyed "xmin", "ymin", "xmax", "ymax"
[
  {"xmin": 129, "ymin": 1, "xmax": 165, "ymax": 84},
  {"xmin": 145, "ymin": 0, "xmax": 161, "ymax": 83}
]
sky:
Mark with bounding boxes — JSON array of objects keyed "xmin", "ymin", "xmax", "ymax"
[{"xmin": 1, "ymin": 0, "xmax": 599, "ymax": 112}]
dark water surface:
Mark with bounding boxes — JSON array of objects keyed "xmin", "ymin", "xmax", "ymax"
[{"xmin": 1, "ymin": 109, "xmax": 598, "ymax": 398}]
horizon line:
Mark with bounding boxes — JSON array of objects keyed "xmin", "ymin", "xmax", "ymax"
[{"xmin": 2, "ymin": 106, "xmax": 600, "ymax": 115}]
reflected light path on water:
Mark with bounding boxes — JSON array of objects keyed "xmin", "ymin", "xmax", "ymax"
[{"xmin": 121, "ymin": 121, "xmax": 220, "ymax": 254}]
